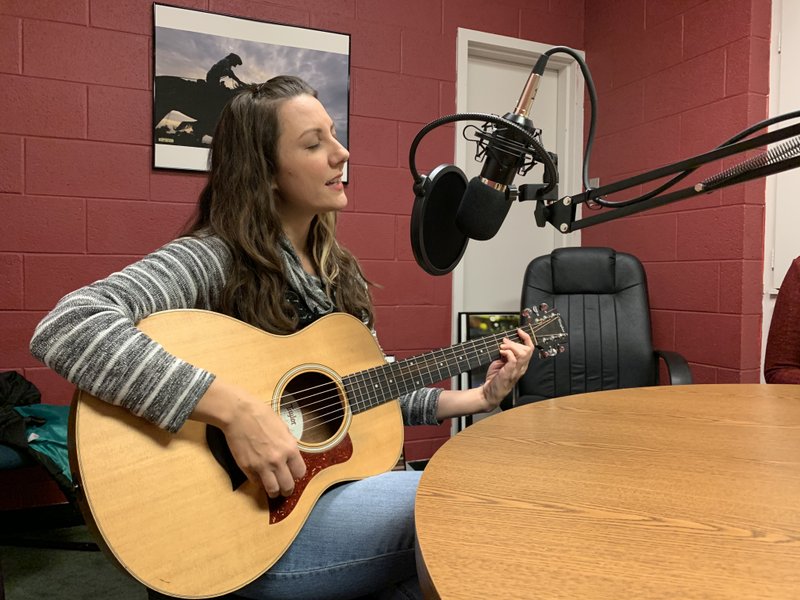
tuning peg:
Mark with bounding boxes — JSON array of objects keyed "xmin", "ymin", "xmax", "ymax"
[
  {"xmin": 538, "ymin": 303, "xmax": 548, "ymax": 312},
  {"xmin": 558, "ymin": 345, "xmax": 566, "ymax": 353}
]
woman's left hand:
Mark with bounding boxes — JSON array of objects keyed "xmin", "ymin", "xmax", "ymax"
[{"xmin": 480, "ymin": 328, "xmax": 535, "ymax": 411}]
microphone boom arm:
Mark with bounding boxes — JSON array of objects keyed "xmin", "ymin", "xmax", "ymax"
[{"xmin": 527, "ymin": 121, "xmax": 800, "ymax": 233}]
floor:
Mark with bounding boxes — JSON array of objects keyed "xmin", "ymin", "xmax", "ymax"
[{"xmin": 1, "ymin": 525, "xmax": 146, "ymax": 600}]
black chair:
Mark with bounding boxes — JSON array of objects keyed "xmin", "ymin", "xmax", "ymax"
[
  {"xmin": 517, "ymin": 247, "xmax": 691, "ymax": 405},
  {"xmin": 148, "ymin": 591, "xmax": 243, "ymax": 599}
]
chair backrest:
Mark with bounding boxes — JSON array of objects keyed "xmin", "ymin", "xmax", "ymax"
[{"xmin": 518, "ymin": 247, "xmax": 657, "ymax": 403}]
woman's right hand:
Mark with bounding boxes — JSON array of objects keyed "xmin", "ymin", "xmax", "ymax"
[{"xmin": 191, "ymin": 379, "xmax": 306, "ymax": 498}]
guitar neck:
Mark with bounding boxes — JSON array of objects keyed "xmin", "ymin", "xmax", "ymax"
[{"xmin": 344, "ymin": 324, "xmax": 532, "ymax": 414}]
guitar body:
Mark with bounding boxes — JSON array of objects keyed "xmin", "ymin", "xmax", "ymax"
[{"xmin": 69, "ymin": 309, "xmax": 403, "ymax": 599}]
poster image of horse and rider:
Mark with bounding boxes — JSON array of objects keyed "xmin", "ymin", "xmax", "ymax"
[{"xmin": 153, "ymin": 4, "xmax": 350, "ymax": 177}]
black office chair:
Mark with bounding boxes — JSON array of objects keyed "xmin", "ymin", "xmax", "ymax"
[
  {"xmin": 148, "ymin": 591, "xmax": 243, "ymax": 599},
  {"xmin": 517, "ymin": 247, "xmax": 691, "ymax": 405}
]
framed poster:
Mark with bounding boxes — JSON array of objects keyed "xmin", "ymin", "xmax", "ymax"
[
  {"xmin": 152, "ymin": 3, "xmax": 350, "ymax": 179},
  {"xmin": 456, "ymin": 312, "xmax": 520, "ymax": 430}
]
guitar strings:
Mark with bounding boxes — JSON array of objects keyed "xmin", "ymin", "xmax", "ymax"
[
  {"xmin": 277, "ymin": 322, "xmax": 544, "ymax": 412},
  {"xmin": 279, "ymin": 321, "xmax": 557, "ymax": 426},
  {"xmin": 276, "ymin": 319, "xmax": 564, "ymax": 436},
  {"xmin": 300, "ymin": 328, "xmax": 536, "ymax": 433}
]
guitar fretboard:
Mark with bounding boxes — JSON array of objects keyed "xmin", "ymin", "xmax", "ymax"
[{"xmin": 343, "ymin": 325, "xmax": 532, "ymax": 414}]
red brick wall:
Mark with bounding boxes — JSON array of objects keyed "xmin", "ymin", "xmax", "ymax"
[
  {"xmin": 582, "ymin": 0, "xmax": 770, "ymax": 384},
  {"xmin": 2, "ymin": 0, "xmax": 773, "ymax": 463},
  {"xmin": 0, "ymin": 0, "xmax": 584, "ymax": 463}
]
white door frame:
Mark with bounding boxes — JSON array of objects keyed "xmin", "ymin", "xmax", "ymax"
[{"xmin": 451, "ymin": 28, "xmax": 584, "ymax": 333}]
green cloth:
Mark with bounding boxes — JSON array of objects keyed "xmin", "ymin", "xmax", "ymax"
[{"xmin": 14, "ymin": 404, "xmax": 71, "ymax": 483}]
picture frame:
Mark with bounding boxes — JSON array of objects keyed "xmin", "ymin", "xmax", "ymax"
[
  {"xmin": 152, "ymin": 3, "xmax": 351, "ymax": 180},
  {"xmin": 455, "ymin": 312, "xmax": 520, "ymax": 430}
]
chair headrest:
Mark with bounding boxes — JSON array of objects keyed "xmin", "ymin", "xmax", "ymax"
[{"xmin": 551, "ymin": 247, "xmax": 617, "ymax": 294}]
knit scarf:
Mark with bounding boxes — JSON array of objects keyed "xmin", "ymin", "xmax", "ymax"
[{"xmin": 279, "ymin": 235, "xmax": 335, "ymax": 317}]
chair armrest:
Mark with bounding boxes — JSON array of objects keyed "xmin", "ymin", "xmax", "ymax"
[{"xmin": 654, "ymin": 350, "xmax": 693, "ymax": 385}]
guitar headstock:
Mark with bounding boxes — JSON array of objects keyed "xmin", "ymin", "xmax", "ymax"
[{"xmin": 522, "ymin": 304, "xmax": 568, "ymax": 359}]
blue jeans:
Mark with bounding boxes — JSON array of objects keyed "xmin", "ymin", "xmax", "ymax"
[{"xmin": 237, "ymin": 470, "xmax": 423, "ymax": 600}]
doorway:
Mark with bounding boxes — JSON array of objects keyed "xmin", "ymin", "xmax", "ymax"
[{"xmin": 451, "ymin": 29, "xmax": 584, "ymax": 321}]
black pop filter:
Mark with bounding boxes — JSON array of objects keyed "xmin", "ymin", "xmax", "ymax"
[{"xmin": 410, "ymin": 164, "xmax": 468, "ymax": 276}]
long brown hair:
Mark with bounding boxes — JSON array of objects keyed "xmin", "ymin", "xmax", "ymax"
[{"xmin": 183, "ymin": 75, "xmax": 373, "ymax": 334}]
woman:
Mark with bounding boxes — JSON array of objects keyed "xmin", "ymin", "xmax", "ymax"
[{"xmin": 30, "ymin": 76, "xmax": 533, "ymax": 599}]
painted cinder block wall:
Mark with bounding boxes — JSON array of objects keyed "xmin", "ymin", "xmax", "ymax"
[
  {"xmin": 0, "ymin": 0, "xmax": 771, "ymax": 464},
  {"xmin": 581, "ymin": 0, "xmax": 771, "ymax": 384},
  {"xmin": 0, "ymin": 0, "xmax": 584, "ymax": 463}
]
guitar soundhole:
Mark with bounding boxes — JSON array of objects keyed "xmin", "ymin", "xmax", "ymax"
[{"xmin": 281, "ymin": 371, "xmax": 346, "ymax": 447}]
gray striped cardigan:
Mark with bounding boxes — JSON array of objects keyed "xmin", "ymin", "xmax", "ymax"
[{"xmin": 30, "ymin": 235, "xmax": 441, "ymax": 432}]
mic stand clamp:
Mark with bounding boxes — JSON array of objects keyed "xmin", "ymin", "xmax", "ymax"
[{"xmin": 516, "ymin": 152, "xmax": 562, "ymax": 229}]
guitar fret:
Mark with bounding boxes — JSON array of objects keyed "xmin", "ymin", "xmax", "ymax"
[
  {"xmin": 431, "ymin": 348, "xmax": 446, "ymax": 382},
  {"xmin": 376, "ymin": 363, "xmax": 391, "ymax": 402},
  {"xmin": 363, "ymin": 366, "xmax": 379, "ymax": 405},
  {"xmin": 344, "ymin": 376, "xmax": 360, "ymax": 413},
  {"xmin": 369, "ymin": 367, "xmax": 385, "ymax": 403},
  {"xmin": 352, "ymin": 372, "xmax": 372, "ymax": 413},
  {"xmin": 358, "ymin": 371, "xmax": 372, "ymax": 412},
  {"xmin": 407, "ymin": 358, "xmax": 424, "ymax": 388},
  {"xmin": 475, "ymin": 337, "xmax": 493, "ymax": 370},
  {"xmin": 343, "ymin": 316, "xmax": 565, "ymax": 415},
  {"xmin": 394, "ymin": 360, "xmax": 412, "ymax": 396},
  {"xmin": 387, "ymin": 361, "xmax": 403, "ymax": 399}
]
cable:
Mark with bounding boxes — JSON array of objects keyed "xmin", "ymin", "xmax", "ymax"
[
  {"xmin": 408, "ymin": 112, "xmax": 558, "ymax": 196},
  {"xmin": 539, "ymin": 46, "xmax": 599, "ymax": 192},
  {"xmin": 590, "ymin": 109, "xmax": 800, "ymax": 209}
]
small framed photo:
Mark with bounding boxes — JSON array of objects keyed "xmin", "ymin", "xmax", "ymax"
[
  {"xmin": 456, "ymin": 312, "xmax": 520, "ymax": 430},
  {"xmin": 152, "ymin": 3, "xmax": 350, "ymax": 179}
]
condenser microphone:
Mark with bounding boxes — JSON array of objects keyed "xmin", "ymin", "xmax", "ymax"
[
  {"xmin": 454, "ymin": 56, "xmax": 548, "ymax": 240},
  {"xmin": 408, "ymin": 55, "xmax": 556, "ymax": 276}
]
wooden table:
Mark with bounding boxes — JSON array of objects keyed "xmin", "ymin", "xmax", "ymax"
[{"xmin": 414, "ymin": 384, "xmax": 800, "ymax": 599}]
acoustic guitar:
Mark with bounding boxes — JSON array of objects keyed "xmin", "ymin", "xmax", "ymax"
[{"xmin": 69, "ymin": 308, "xmax": 566, "ymax": 598}]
